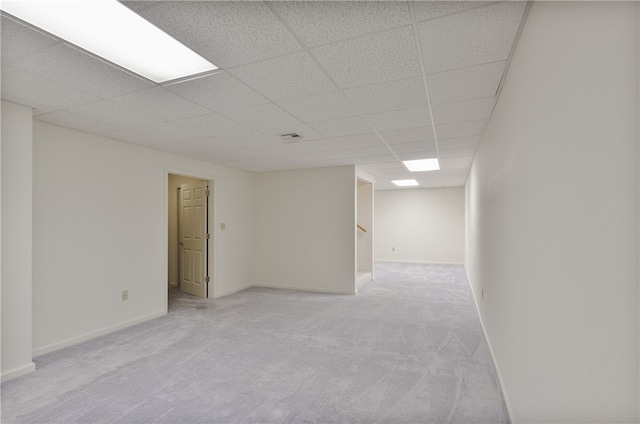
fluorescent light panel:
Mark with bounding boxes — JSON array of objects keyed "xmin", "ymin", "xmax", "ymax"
[
  {"xmin": 403, "ymin": 158, "xmax": 440, "ymax": 172},
  {"xmin": 392, "ymin": 179, "xmax": 419, "ymax": 187},
  {"xmin": 1, "ymin": 0, "xmax": 217, "ymax": 83}
]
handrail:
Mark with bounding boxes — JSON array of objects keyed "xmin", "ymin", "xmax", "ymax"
[{"xmin": 357, "ymin": 224, "xmax": 366, "ymax": 232}]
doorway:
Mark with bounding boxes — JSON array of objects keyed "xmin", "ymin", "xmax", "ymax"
[{"xmin": 168, "ymin": 174, "xmax": 211, "ymax": 299}]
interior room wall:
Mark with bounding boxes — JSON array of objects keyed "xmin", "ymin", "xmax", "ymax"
[
  {"xmin": 168, "ymin": 174, "xmax": 207, "ymax": 288},
  {"xmin": 1, "ymin": 100, "xmax": 35, "ymax": 381},
  {"xmin": 374, "ymin": 187, "xmax": 464, "ymax": 264},
  {"xmin": 32, "ymin": 121, "xmax": 256, "ymax": 356},
  {"xmin": 253, "ymin": 166, "xmax": 356, "ymax": 294},
  {"xmin": 356, "ymin": 179, "xmax": 373, "ymax": 274},
  {"xmin": 465, "ymin": 2, "xmax": 639, "ymax": 422}
]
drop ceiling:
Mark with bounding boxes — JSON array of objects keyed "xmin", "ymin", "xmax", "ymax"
[{"xmin": 1, "ymin": 1, "xmax": 528, "ymax": 190}]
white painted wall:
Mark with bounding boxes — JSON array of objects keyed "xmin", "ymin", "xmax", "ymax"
[
  {"xmin": 465, "ymin": 2, "xmax": 639, "ymax": 422},
  {"xmin": 254, "ymin": 166, "xmax": 356, "ymax": 294},
  {"xmin": 1, "ymin": 101, "xmax": 36, "ymax": 381},
  {"xmin": 32, "ymin": 121, "xmax": 255, "ymax": 355},
  {"xmin": 375, "ymin": 187, "xmax": 464, "ymax": 264},
  {"xmin": 356, "ymin": 179, "xmax": 373, "ymax": 274}
]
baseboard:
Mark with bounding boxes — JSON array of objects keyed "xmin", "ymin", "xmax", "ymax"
[
  {"xmin": 32, "ymin": 310, "xmax": 166, "ymax": 358},
  {"xmin": 252, "ymin": 282, "xmax": 355, "ymax": 295},
  {"xmin": 1, "ymin": 362, "xmax": 36, "ymax": 382},
  {"xmin": 465, "ymin": 268, "xmax": 515, "ymax": 423},
  {"xmin": 375, "ymin": 259, "xmax": 465, "ymax": 265},
  {"xmin": 214, "ymin": 284, "xmax": 252, "ymax": 299}
]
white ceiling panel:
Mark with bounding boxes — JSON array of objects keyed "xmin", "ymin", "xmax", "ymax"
[
  {"xmin": 1, "ymin": 66, "xmax": 99, "ymax": 114},
  {"xmin": 110, "ymin": 87, "xmax": 210, "ymax": 121},
  {"xmin": 1, "ymin": 16, "xmax": 58, "ymax": 65},
  {"xmin": 228, "ymin": 51, "xmax": 337, "ymax": 102},
  {"xmin": 413, "ymin": 1, "xmax": 485, "ymax": 23},
  {"xmin": 309, "ymin": 149, "xmax": 355, "ymax": 161},
  {"xmin": 343, "ymin": 76, "xmax": 428, "ymax": 115},
  {"xmin": 356, "ymin": 154, "xmax": 399, "ymax": 165},
  {"xmin": 38, "ymin": 111, "xmax": 121, "ymax": 134},
  {"xmin": 427, "ymin": 61, "xmax": 506, "ymax": 105},
  {"xmin": 396, "ymin": 151, "xmax": 439, "ymax": 161},
  {"xmin": 138, "ymin": 2, "xmax": 301, "ymax": 68},
  {"xmin": 10, "ymin": 44, "xmax": 153, "ymax": 98},
  {"xmin": 436, "ymin": 119, "xmax": 488, "ymax": 139},
  {"xmin": 272, "ymin": 1, "xmax": 410, "ymax": 47},
  {"xmin": 328, "ymin": 133, "xmax": 385, "ymax": 149},
  {"xmin": 312, "ymin": 25, "xmax": 421, "ymax": 89},
  {"xmin": 438, "ymin": 147, "xmax": 479, "ymax": 158},
  {"xmin": 432, "ymin": 97, "xmax": 496, "ymax": 125},
  {"xmin": 289, "ymin": 140, "xmax": 340, "ymax": 154},
  {"xmin": 131, "ymin": 122, "xmax": 207, "ymax": 144},
  {"xmin": 388, "ymin": 140, "xmax": 437, "ymax": 154},
  {"xmin": 379, "ymin": 126, "xmax": 434, "ymax": 145},
  {"xmin": 309, "ymin": 116, "xmax": 373, "ymax": 138},
  {"xmin": 278, "ymin": 91, "xmax": 358, "ymax": 123},
  {"xmin": 367, "ymin": 106, "xmax": 431, "ymax": 133},
  {"xmin": 438, "ymin": 136, "xmax": 481, "ymax": 149},
  {"xmin": 164, "ymin": 72, "xmax": 268, "ymax": 113},
  {"xmin": 345, "ymin": 145, "xmax": 392, "ymax": 158},
  {"xmin": 68, "ymin": 100, "xmax": 162, "ymax": 129},
  {"xmin": 418, "ymin": 2, "xmax": 526, "ymax": 74},
  {"xmin": 173, "ymin": 113, "xmax": 273, "ymax": 147}
]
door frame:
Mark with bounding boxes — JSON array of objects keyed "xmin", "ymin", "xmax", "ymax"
[{"xmin": 164, "ymin": 167, "xmax": 216, "ymax": 307}]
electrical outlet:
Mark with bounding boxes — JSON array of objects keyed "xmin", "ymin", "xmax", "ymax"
[{"xmin": 122, "ymin": 290, "xmax": 128, "ymax": 301}]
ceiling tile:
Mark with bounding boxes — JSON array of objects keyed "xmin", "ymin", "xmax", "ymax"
[
  {"xmin": 436, "ymin": 119, "xmax": 487, "ymax": 139},
  {"xmin": 164, "ymin": 72, "xmax": 268, "ymax": 112},
  {"xmin": 174, "ymin": 114, "xmax": 272, "ymax": 146},
  {"xmin": 427, "ymin": 61, "xmax": 506, "ymax": 105},
  {"xmin": 309, "ymin": 149, "xmax": 354, "ymax": 161},
  {"xmin": 138, "ymin": 2, "xmax": 301, "ymax": 68},
  {"xmin": 278, "ymin": 91, "xmax": 358, "ymax": 123},
  {"xmin": 110, "ymin": 87, "xmax": 210, "ymax": 121},
  {"xmin": 432, "ymin": 97, "xmax": 495, "ymax": 125},
  {"xmin": 388, "ymin": 140, "xmax": 437, "ymax": 155},
  {"xmin": 356, "ymin": 154, "xmax": 398, "ymax": 165},
  {"xmin": 379, "ymin": 126, "xmax": 434, "ymax": 145},
  {"xmin": 1, "ymin": 15, "xmax": 59, "ymax": 65},
  {"xmin": 413, "ymin": 2, "xmax": 484, "ymax": 22},
  {"xmin": 343, "ymin": 76, "xmax": 428, "ymax": 115},
  {"xmin": 1, "ymin": 65, "xmax": 99, "ymax": 114},
  {"xmin": 309, "ymin": 116, "xmax": 372, "ymax": 138},
  {"xmin": 10, "ymin": 44, "xmax": 153, "ymax": 98},
  {"xmin": 396, "ymin": 151, "xmax": 438, "ymax": 161},
  {"xmin": 37, "ymin": 111, "xmax": 121, "ymax": 134},
  {"xmin": 438, "ymin": 136, "xmax": 481, "ymax": 149},
  {"xmin": 131, "ymin": 122, "xmax": 207, "ymax": 144},
  {"xmin": 328, "ymin": 133, "xmax": 384, "ymax": 149},
  {"xmin": 222, "ymin": 103, "xmax": 301, "ymax": 132},
  {"xmin": 367, "ymin": 106, "xmax": 431, "ymax": 133},
  {"xmin": 418, "ymin": 2, "xmax": 526, "ymax": 74},
  {"xmin": 438, "ymin": 147, "xmax": 478, "ymax": 158},
  {"xmin": 312, "ymin": 25, "xmax": 421, "ymax": 89},
  {"xmin": 272, "ymin": 1, "xmax": 410, "ymax": 47},
  {"xmin": 67, "ymin": 100, "xmax": 162, "ymax": 129},
  {"xmin": 345, "ymin": 145, "xmax": 392, "ymax": 158},
  {"xmin": 228, "ymin": 51, "xmax": 337, "ymax": 102}
]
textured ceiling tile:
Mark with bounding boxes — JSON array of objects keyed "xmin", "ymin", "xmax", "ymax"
[
  {"xmin": 356, "ymin": 154, "xmax": 398, "ymax": 165},
  {"xmin": 1, "ymin": 16, "xmax": 59, "ymax": 65},
  {"xmin": 432, "ymin": 97, "xmax": 495, "ymax": 125},
  {"xmin": 343, "ymin": 76, "xmax": 428, "ymax": 115},
  {"xmin": 164, "ymin": 72, "xmax": 268, "ymax": 112},
  {"xmin": 313, "ymin": 26, "xmax": 420, "ymax": 89},
  {"xmin": 379, "ymin": 126, "xmax": 434, "ymax": 145},
  {"xmin": 228, "ymin": 51, "xmax": 337, "ymax": 102},
  {"xmin": 223, "ymin": 104, "xmax": 325, "ymax": 141},
  {"xmin": 418, "ymin": 2, "xmax": 526, "ymax": 74},
  {"xmin": 413, "ymin": 1, "xmax": 484, "ymax": 22},
  {"xmin": 277, "ymin": 91, "xmax": 358, "ymax": 123},
  {"xmin": 37, "ymin": 111, "xmax": 121, "ymax": 134},
  {"xmin": 138, "ymin": 2, "xmax": 301, "ymax": 68},
  {"xmin": 174, "ymin": 114, "xmax": 272, "ymax": 146},
  {"xmin": 436, "ymin": 119, "xmax": 487, "ymax": 139},
  {"xmin": 10, "ymin": 44, "xmax": 153, "ymax": 98},
  {"xmin": 310, "ymin": 149, "xmax": 355, "ymax": 161},
  {"xmin": 366, "ymin": 106, "xmax": 431, "ymax": 133},
  {"xmin": 344, "ymin": 145, "xmax": 392, "ymax": 158},
  {"xmin": 328, "ymin": 133, "xmax": 384, "ymax": 149},
  {"xmin": 110, "ymin": 87, "xmax": 210, "ymax": 120},
  {"xmin": 437, "ymin": 136, "xmax": 481, "ymax": 149},
  {"xmin": 438, "ymin": 147, "xmax": 478, "ymax": 158},
  {"xmin": 388, "ymin": 140, "xmax": 437, "ymax": 154},
  {"xmin": 68, "ymin": 100, "xmax": 162, "ymax": 129},
  {"xmin": 427, "ymin": 61, "xmax": 506, "ymax": 105},
  {"xmin": 1, "ymin": 65, "xmax": 99, "ymax": 112},
  {"xmin": 272, "ymin": 1, "xmax": 410, "ymax": 47},
  {"xmin": 396, "ymin": 151, "xmax": 438, "ymax": 161},
  {"xmin": 309, "ymin": 116, "xmax": 373, "ymax": 138},
  {"xmin": 133, "ymin": 122, "xmax": 207, "ymax": 144}
]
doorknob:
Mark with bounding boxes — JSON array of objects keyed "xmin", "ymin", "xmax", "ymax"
[{"xmin": 179, "ymin": 241, "xmax": 184, "ymax": 246}]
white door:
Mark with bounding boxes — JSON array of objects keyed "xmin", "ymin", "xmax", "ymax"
[{"xmin": 179, "ymin": 182, "xmax": 208, "ymax": 298}]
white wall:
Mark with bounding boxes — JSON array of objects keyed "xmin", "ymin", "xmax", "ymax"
[
  {"xmin": 32, "ymin": 121, "xmax": 255, "ymax": 355},
  {"xmin": 465, "ymin": 2, "xmax": 639, "ymax": 422},
  {"xmin": 254, "ymin": 166, "xmax": 356, "ymax": 294},
  {"xmin": 1, "ymin": 101, "xmax": 35, "ymax": 381},
  {"xmin": 356, "ymin": 179, "xmax": 373, "ymax": 274},
  {"xmin": 375, "ymin": 187, "xmax": 464, "ymax": 264}
]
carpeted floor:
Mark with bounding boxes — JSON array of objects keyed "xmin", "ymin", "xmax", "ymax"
[{"xmin": 1, "ymin": 262, "xmax": 509, "ymax": 423}]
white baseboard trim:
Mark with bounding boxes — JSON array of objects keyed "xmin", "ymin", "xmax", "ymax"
[
  {"xmin": 32, "ymin": 310, "xmax": 166, "ymax": 358},
  {"xmin": 253, "ymin": 282, "xmax": 355, "ymax": 295},
  {"xmin": 375, "ymin": 259, "xmax": 465, "ymax": 265},
  {"xmin": 1, "ymin": 362, "xmax": 36, "ymax": 382},
  {"xmin": 466, "ymin": 268, "xmax": 515, "ymax": 423},
  {"xmin": 214, "ymin": 284, "xmax": 252, "ymax": 299}
]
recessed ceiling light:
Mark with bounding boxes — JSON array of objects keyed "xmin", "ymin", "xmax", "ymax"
[
  {"xmin": 1, "ymin": 0, "xmax": 217, "ymax": 83},
  {"xmin": 402, "ymin": 158, "xmax": 440, "ymax": 172},
  {"xmin": 392, "ymin": 179, "xmax": 419, "ymax": 187}
]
